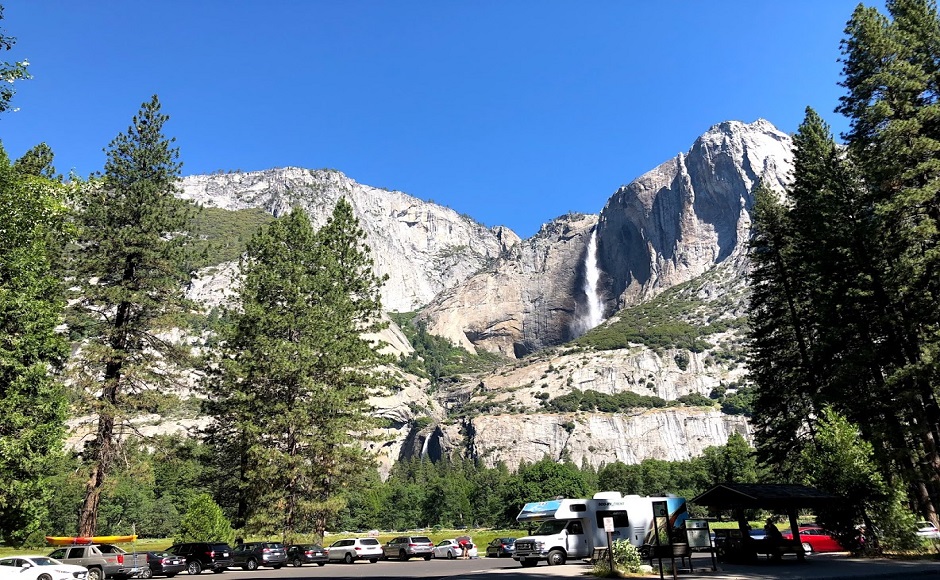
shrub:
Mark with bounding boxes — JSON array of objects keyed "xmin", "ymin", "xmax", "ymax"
[
  {"xmin": 174, "ymin": 493, "xmax": 235, "ymax": 544},
  {"xmin": 611, "ymin": 539, "xmax": 641, "ymax": 573}
]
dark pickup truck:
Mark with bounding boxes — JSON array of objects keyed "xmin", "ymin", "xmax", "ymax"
[{"xmin": 48, "ymin": 544, "xmax": 146, "ymax": 580}]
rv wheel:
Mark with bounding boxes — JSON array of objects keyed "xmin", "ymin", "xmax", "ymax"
[{"xmin": 546, "ymin": 550, "xmax": 566, "ymax": 566}]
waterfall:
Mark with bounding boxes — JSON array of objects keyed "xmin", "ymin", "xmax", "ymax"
[
  {"xmin": 420, "ymin": 433, "xmax": 430, "ymax": 458},
  {"xmin": 580, "ymin": 229, "xmax": 604, "ymax": 332}
]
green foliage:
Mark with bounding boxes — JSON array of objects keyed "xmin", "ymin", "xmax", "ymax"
[
  {"xmin": 547, "ymin": 388, "xmax": 668, "ymax": 412},
  {"xmin": 69, "ymin": 95, "xmax": 194, "ymax": 535},
  {"xmin": 676, "ymin": 393, "xmax": 714, "ymax": 408},
  {"xmin": 749, "ymin": 0, "xmax": 940, "ymax": 522},
  {"xmin": 174, "ymin": 493, "xmax": 235, "ymax": 544},
  {"xmin": 701, "ymin": 432, "xmax": 761, "ymax": 485},
  {"xmin": 203, "ymin": 201, "xmax": 392, "ymax": 540},
  {"xmin": 797, "ymin": 408, "xmax": 918, "ymax": 553},
  {"xmin": 392, "ymin": 313, "xmax": 505, "ymax": 385},
  {"xmin": 718, "ymin": 385, "xmax": 755, "ymax": 416},
  {"xmin": 185, "ymin": 206, "xmax": 274, "ymax": 269},
  {"xmin": 0, "ymin": 147, "xmax": 70, "ymax": 545},
  {"xmin": 575, "ymin": 280, "xmax": 742, "ymax": 353},
  {"xmin": 611, "ymin": 539, "xmax": 641, "ymax": 573}
]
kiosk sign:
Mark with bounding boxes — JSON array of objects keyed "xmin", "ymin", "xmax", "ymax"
[{"xmin": 603, "ymin": 517, "xmax": 614, "ymax": 532}]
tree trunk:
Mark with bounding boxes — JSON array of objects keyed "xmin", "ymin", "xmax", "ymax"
[{"xmin": 77, "ymin": 406, "xmax": 116, "ymax": 536}]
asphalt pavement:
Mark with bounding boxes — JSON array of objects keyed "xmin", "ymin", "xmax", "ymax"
[{"xmin": 487, "ymin": 552, "xmax": 940, "ymax": 580}]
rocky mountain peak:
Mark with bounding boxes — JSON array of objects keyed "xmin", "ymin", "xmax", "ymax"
[
  {"xmin": 178, "ymin": 167, "xmax": 518, "ymax": 313},
  {"xmin": 598, "ymin": 119, "xmax": 793, "ymax": 309}
]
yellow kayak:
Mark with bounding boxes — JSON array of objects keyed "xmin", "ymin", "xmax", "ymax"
[{"xmin": 46, "ymin": 535, "xmax": 138, "ymax": 546}]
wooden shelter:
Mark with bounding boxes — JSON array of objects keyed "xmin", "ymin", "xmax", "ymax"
[{"xmin": 691, "ymin": 483, "xmax": 841, "ymax": 562}]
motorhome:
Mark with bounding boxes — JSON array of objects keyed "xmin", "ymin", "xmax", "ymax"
[{"xmin": 512, "ymin": 492, "xmax": 687, "ymax": 566}]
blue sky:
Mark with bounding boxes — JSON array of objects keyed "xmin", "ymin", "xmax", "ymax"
[{"xmin": 3, "ymin": 1, "xmax": 870, "ymax": 238}]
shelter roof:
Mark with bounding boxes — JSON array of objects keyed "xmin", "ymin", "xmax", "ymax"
[{"xmin": 691, "ymin": 483, "xmax": 839, "ymax": 511}]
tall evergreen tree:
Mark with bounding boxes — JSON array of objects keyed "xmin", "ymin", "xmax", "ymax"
[
  {"xmin": 70, "ymin": 95, "xmax": 193, "ymax": 535},
  {"xmin": 0, "ymin": 146, "xmax": 70, "ymax": 545},
  {"xmin": 747, "ymin": 182, "xmax": 818, "ymax": 466},
  {"xmin": 837, "ymin": 0, "xmax": 940, "ymax": 521},
  {"xmin": 204, "ymin": 200, "xmax": 391, "ymax": 541}
]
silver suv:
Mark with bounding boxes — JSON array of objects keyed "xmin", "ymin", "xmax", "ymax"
[
  {"xmin": 382, "ymin": 536, "xmax": 434, "ymax": 561},
  {"xmin": 232, "ymin": 542, "xmax": 287, "ymax": 570}
]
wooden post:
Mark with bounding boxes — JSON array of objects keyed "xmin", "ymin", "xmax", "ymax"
[{"xmin": 787, "ymin": 508, "xmax": 805, "ymax": 562}]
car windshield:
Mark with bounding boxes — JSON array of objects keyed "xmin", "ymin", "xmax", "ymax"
[
  {"xmin": 31, "ymin": 558, "xmax": 58, "ymax": 566},
  {"xmin": 534, "ymin": 520, "xmax": 570, "ymax": 535},
  {"xmin": 360, "ymin": 539, "xmax": 379, "ymax": 546}
]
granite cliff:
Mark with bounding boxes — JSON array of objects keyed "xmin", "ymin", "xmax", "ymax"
[{"xmin": 67, "ymin": 119, "xmax": 793, "ymax": 476}]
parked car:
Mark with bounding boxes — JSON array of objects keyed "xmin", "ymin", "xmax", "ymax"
[
  {"xmin": 325, "ymin": 539, "xmax": 382, "ymax": 564},
  {"xmin": 916, "ymin": 521, "xmax": 940, "ymax": 540},
  {"xmin": 46, "ymin": 545, "xmax": 144, "ymax": 580},
  {"xmin": 285, "ymin": 545, "xmax": 327, "ymax": 567},
  {"xmin": 382, "ymin": 536, "xmax": 434, "ymax": 561},
  {"xmin": 139, "ymin": 552, "xmax": 184, "ymax": 579},
  {"xmin": 232, "ymin": 542, "xmax": 286, "ymax": 570},
  {"xmin": 781, "ymin": 526, "xmax": 844, "ymax": 553},
  {"xmin": 432, "ymin": 539, "xmax": 478, "ymax": 559},
  {"xmin": 485, "ymin": 538, "xmax": 515, "ymax": 558},
  {"xmin": 164, "ymin": 543, "xmax": 234, "ymax": 575},
  {"xmin": 0, "ymin": 555, "xmax": 88, "ymax": 580}
]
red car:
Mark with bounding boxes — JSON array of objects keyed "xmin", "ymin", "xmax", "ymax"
[{"xmin": 781, "ymin": 526, "xmax": 844, "ymax": 553}]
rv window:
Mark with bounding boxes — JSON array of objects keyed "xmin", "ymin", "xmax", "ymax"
[
  {"xmin": 570, "ymin": 504, "xmax": 587, "ymax": 512},
  {"xmin": 534, "ymin": 520, "xmax": 570, "ymax": 535},
  {"xmin": 596, "ymin": 510, "xmax": 629, "ymax": 528}
]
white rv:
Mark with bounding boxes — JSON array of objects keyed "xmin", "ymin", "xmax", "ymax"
[{"xmin": 512, "ymin": 492, "xmax": 687, "ymax": 566}]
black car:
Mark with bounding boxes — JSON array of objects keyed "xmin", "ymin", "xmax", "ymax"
[
  {"xmin": 485, "ymin": 538, "xmax": 516, "ymax": 558},
  {"xmin": 140, "ymin": 551, "xmax": 186, "ymax": 579},
  {"xmin": 285, "ymin": 545, "xmax": 327, "ymax": 567},
  {"xmin": 165, "ymin": 543, "xmax": 234, "ymax": 575},
  {"xmin": 232, "ymin": 542, "xmax": 287, "ymax": 570}
]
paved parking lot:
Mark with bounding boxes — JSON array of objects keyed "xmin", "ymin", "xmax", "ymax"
[{"xmin": 208, "ymin": 552, "xmax": 940, "ymax": 580}]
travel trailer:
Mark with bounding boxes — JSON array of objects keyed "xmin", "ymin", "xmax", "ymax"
[{"xmin": 512, "ymin": 492, "xmax": 687, "ymax": 566}]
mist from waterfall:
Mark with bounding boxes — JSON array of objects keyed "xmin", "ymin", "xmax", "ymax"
[{"xmin": 574, "ymin": 228, "xmax": 605, "ymax": 336}]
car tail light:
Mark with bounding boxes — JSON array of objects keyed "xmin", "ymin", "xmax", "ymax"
[
  {"xmin": 305, "ymin": 551, "xmax": 312, "ymax": 555},
  {"xmin": 354, "ymin": 546, "xmax": 361, "ymax": 551},
  {"xmin": 207, "ymin": 550, "xmax": 215, "ymax": 557},
  {"xmin": 409, "ymin": 543, "xmax": 417, "ymax": 547},
  {"xmin": 262, "ymin": 548, "xmax": 270, "ymax": 553},
  {"xmin": 160, "ymin": 559, "xmax": 167, "ymax": 565},
  {"xmin": 117, "ymin": 555, "xmax": 124, "ymax": 565}
]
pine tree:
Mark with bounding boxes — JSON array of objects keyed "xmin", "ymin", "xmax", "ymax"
[
  {"xmin": 837, "ymin": 0, "xmax": 940, "ymax": 521},
  {"xmin": 204, "ymin": 200, "xmax": 391, "ymax": 540},
  {"xmin": 70, "ymin": 95, "xmax": 193, "ymax": 535},
  {"xmin": 0, "ymin": 145, "xmax": 70, "ymax": 545},
  {"xmin": 747, "ymin": 182, "xmax": 818, "ymax": 466}
]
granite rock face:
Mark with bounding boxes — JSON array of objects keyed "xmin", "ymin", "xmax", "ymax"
[
  {"xmin": 597, "ymin": 119, "xmax": 792, "ymax": 308},
  {"xmin": 420, "ymin": 213, "xmax": 600, "ymax": 358},
  {"xmin": 414, "ymin": 120, "xmax": 791, "ymax": 356},
  {"xmin": 465, "ymin": 409, "xmax": 750, "ymax": 470},
  {"xmin": 178, "ymin": 168, "xmax": 520, "ymax": 313}
]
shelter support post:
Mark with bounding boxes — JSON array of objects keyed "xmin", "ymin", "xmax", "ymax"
[{"xmin": 786, "ymin": 508, "xmax": 805, "ymax": 562}]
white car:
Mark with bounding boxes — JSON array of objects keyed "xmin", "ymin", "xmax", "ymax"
[
  {"xmin": 325, "ymin": 538, "xmax": 383, "ymax": 563},
  {"xmin": 432, "ymin": 539, "xmax": 478, "ymax": 559},
  {"xmin": 0, "ymin": 556, "xmax": 88, "ymax": 580},
  {"xmin": 916, "ymin": 521, "xmax": 940, "ymax": 540}
]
